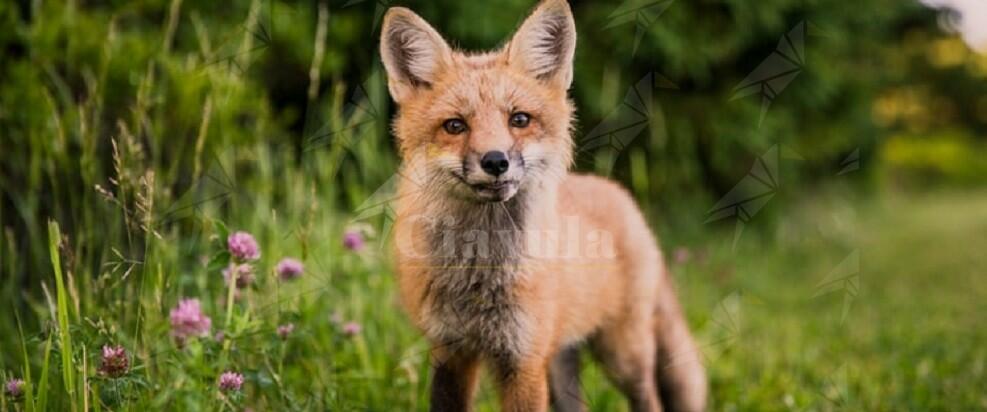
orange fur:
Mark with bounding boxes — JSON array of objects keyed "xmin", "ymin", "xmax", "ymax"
[{"xmin": 380, "ymin": 1, "xmax": 706, "ymax": 411}]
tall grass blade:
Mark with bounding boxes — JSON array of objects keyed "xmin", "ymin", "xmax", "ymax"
[
  {"xmin": 48, "ymin": 221, "xmax": 77, "ymax": 410},
  {"xmin": 37, "ymin": 335, "xmax": 53, "ymax": 412},
  {"xmin": 15, "ymin": 310, "xmax": 35, "ymax": 412},
  {"xmin": 81, "ymin": 345, "xmax": 89, "ymax": 412}
]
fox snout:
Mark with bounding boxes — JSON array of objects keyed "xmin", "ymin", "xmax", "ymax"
[
  {"xmin": 460, "ymin": 149, "xmax": 525, "ymax": 202},
  {"xmin": 431, "ymin": 132, "xmax": 566, "ymax": 204}
]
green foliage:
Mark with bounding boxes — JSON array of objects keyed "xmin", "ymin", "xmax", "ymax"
[{"xmin": 882, "ymin": 130, "xmax": 987, "ymax": 186}]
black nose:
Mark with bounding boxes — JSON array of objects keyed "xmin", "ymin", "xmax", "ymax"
[{"xmin": 480, "ymin": 151, "xmax": 510, "ymax": 176}]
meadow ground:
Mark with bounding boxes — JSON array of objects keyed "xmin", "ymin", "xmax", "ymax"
[{"xmin": 2, "ymin": 186, "xmax": 985, "ymax": 411}]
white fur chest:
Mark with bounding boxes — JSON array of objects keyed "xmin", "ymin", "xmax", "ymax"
[{"xmin": 419, "ymin": 267, "xmax": 534, "ymax": 359}]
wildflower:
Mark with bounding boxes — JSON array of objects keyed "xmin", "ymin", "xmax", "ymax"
[
  {"xmin": 222, "ymin": 263, "xmax": 255, "ymax": 289},
  {"xmin": 275, "ymin": 258, "xmax": 304, "ymax": 281},
  {"xmin": 342, "ymin": 230, "xmax": 364, "ymax": 251},
  {"xmin": 170, "ymin": 298, "xmax": 212, "ymax": 342},
  {"xmin": 227, "ymin": 231, "xmax": 260, "ymax": 261},
  {"xmin": 214, "ymin": 331, "xmax": 225, "ymax": 343},
  {"xmin": 277, "ymin": 323, "xmax": 295, "ymax": 340},
  {"xmin": 218, "ymin": 371, "xmax": 244, "ymax": 392},
  {"xmin": 98, "ymin": 345, "xmax": 129, "ymax": 378},
  {"xmin": 673, "ymin": 247, "xmax": 692, "ymax": 265},
  {"xmin": 4, "ymin": 378, "xmax": 24, "ymax": 400},
  {"xmin": 343, "ymin": 321, "xmax": 362, "ymax": 337}
]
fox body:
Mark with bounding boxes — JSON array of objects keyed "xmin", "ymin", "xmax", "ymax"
[{"xmin": 381, "ymin": 1, "xmax": 707, "ymax": 411}]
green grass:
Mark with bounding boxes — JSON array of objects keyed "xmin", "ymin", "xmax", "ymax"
[
  {"xmin": 681, "ymin": 191, "xmax": 987, "ymax": 411},
  {"xmin": 4, "ymin": 186, "xmax": 987, "ymax": 410}
]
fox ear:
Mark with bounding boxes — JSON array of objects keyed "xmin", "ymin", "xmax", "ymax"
[
  {"xmin": 506, "ymin": 0, "xmax": 576, "ymax": 89},
  {"xmin": 380, "ymin": 7, "xmax": 453, "ymax": 103}
]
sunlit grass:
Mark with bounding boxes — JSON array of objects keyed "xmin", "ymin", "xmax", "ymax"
[{"xmin": 6, "ymin": 176, "xmax": 987, "ymax": 410}]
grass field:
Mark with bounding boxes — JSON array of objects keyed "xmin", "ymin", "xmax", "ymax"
[
  {"xmin": 3, "ymin": 182, "xmax": 985, "ymax": 411},
  {"xmin": 554, "ymin": 189, "xmax": 987, "ymax": 412}
]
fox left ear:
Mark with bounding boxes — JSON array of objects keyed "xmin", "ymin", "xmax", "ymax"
[
  {"xmin": 506, "ymin": 0, "xmax": 577, "ymax": 89},
  {"xmin": 380, "ymin": 7, "xmax": 454, "ymax": 103}
]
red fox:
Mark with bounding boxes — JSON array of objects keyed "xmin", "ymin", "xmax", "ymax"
[{"xmin": 381, "ymin": 0, "xmax": 707, "ymax": 410}]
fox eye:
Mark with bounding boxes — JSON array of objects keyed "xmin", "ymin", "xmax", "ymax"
[
  {"xmin": 509, "ymin": 112, "xmax": 531, "ymax": 128},
  {"xmin": 442, "ymin": 119, "xmax": 468, "ymax": 135}
]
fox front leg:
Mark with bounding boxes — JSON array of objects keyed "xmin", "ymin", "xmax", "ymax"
[
  {"xmin": 496, "ymin": 356, "xmax": 552, "ymax": 412},
  {"xmin": 549, "ymin": 345, "xmax": 586, "ymax": 412},
  {"xmin": 430, "ymin": 348, "xmax": 481, "ymax": 412}
]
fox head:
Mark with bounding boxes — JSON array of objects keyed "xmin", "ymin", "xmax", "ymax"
[{"xmin": 380, "ymin": 0, "xmax": 576, "ymax": 203}]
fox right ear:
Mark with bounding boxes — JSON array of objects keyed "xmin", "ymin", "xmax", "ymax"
[
  {"xmin": 506, "ymin": 0, "xmax": 576, "ymax": 89},
  {"xmin": 380, "ymin": 8, "xmax": 453, "ymax": 103}
]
